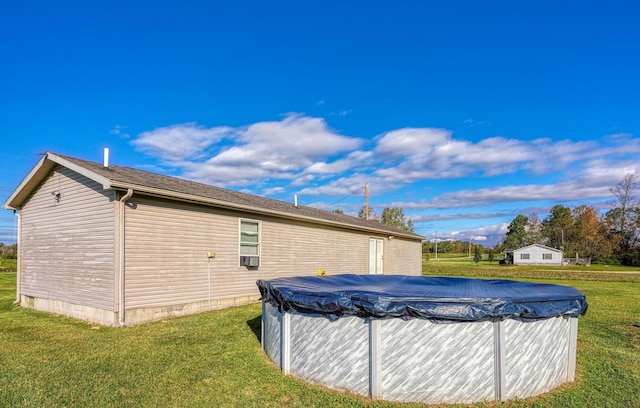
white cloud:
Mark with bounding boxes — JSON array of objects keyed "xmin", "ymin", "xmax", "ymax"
[
  {"xmin": 408, "ymin": 212, "xmax": 512, "ymax": 222},
  {"xmin": 371, "ymin": 130, "xmax": 621, "ymax": 186},
  {"xmin": 291, "ymin": 174, "xmax": 316, "ymax": 187},
  {"xmin": 126, "ymin": 115, "xmax": 640, "ymax": 245},
  {"xmin": 414, "ymin": 181, "xmax": 615, "ymax": 209},
  {"xmin": 305, "ymin": 160, "xmax": 353, "ymax": 174},
  {"xmin": 291, "ymin": 174, "xmax": 316, "ymax": 186},
  {"xmin": 110, "ymin": 125, "xmax": 130, "ymax": 138},
  {"xmin": 132, "ymin": 114, "xmax": 363, "ymax": 186},
  {"xmin": 304, "ymin": 150, "xmax": 371, "ymax": 176},
  {"xmin": 329, "ymin": 109, "xmax": 353, "ymax": 117},
  {"xmin": 429, "ymin": 223, "xmax": 509, "ymax": 244},
  {"xmin": 375, "ymin": 128, "xmax": 451, "ymax": 157},
  {"xmin": 262, "ymin": 186, "xmax": 285, "ymax": 196},
  {"xmin": 132, "ymin": 122, "xmax": 231, "ymax": 161},
  {"xmin": 131, "ymin": 115, "xmax": 639, "ymax": 217},
  {"xmin": 242, "ymin": 114, "xmax": 360, "ymax": 156},
  {"xmin": 298, "ymin": 173, "xmax": 373, "ymax": 196}
]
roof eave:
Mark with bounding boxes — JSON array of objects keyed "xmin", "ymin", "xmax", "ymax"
[
  {"xmin": 47, "ymin": 152, "xmax": 112, "ymax": 189},
  {"xmin": 3, "ymin": 152, "xmax": 112, "ymax": 210},
  {"xmin": 109, "ymin": 182, "xmax": 424, "ymax": 241},
  {"xmin": 3, "ymin": 155, "xmax": 50, "ymax": 210},
  {"xmin": 4, "ymin": 151, "xmax": 422, "ymax": 241}
]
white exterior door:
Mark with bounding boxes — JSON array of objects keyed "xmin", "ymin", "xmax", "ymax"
[{"xmin": 369, "ymin": 238, "xmax": 383, "ymax": 274}]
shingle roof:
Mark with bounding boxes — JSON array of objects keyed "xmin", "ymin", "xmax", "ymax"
[
  {"xmin": 6, "ymin": 152, "xmax": 423, "ymax": 240},
  {"xmin": 506, "ymin": 244, "xmax": 563, "ymax": 253}
]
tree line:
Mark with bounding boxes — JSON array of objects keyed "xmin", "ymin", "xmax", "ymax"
[
  {"xmin": 496, "ymin": 174, "xmax": 640, "ymax": 265},
  {"xmin": 0, "ymin": 243, "xmax": 17, "ymax": 258}
]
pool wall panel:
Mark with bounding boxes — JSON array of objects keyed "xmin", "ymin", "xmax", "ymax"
[
  {"xmin": 504, "ymin": 316, "xmax": 572, "ymax": 400},
  {"xmin": 289, "ymin": 313, "xmax": 369, "ymax": 395},
  {"xmin": 380, "ymin": 319, "xmax": 495, "ymax": 404},
  {"xmin": 263, "ymin": 303, "xmax": 281, "ymax": 366}
]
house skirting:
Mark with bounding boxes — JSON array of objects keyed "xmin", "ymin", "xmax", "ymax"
[
  {"xmin": 21, "ymin": 295, "xmax": 116, "ymax": 326},
  {"xmin": 124, "ymin": 295, "xmax": 261, "ymax": 326},
  {"xmin": 21, "ymin": 294, "xmax": 262, "ymax": 326}
]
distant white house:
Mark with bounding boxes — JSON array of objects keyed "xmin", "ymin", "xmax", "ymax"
[{"xmin": 504, "ymin": 244, "xmax": 563, "ymax": 266}]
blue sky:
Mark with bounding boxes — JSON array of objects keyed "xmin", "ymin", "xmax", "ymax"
[{"xmin": 1, "ymin": 1, "xmax": 639, "ymax": 245}]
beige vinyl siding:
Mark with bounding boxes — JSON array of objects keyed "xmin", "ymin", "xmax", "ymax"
[
  {"xmin": 383, "ymin": 237, "xmax": 423, "ymax": 275},
  {"xmin": 19, "ymin": 167, "xmax": 116, "ymax": 310},
  {"xmin": 259, "ymin": 217, "xmax": 371, "ymax": 277},
  {"xmin": 123, "ymin": 197, "xmax": 421, "ymax": 311},
  {"xmin": 124, "ymin": 198, "xmax": 224, "ymax": 309}
]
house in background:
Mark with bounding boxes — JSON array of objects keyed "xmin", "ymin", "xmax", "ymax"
[
  {"xmin": 3, "ymin": 152, "xmax": 423, "ymax": 326},
  {"xmin": 504, "ymin": 244, "xmax": 563, "ymax": 266}
]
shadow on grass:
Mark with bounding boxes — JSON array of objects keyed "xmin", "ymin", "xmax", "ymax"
[{"xmin": 246, "ymin": 315, "xmax": 261, "ymax": 342}]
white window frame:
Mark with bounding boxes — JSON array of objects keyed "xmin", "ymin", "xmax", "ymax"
[
  {"xmin": 520, "ymin": 253, "xmax": 530, "ymax": 260},
  {"xmin": 239, "ymin": 218, "xmax": 261, "ymax": 266},
  {"xmin": 543, "ymin": 253, "xmax": 553, "ymax": 260}
]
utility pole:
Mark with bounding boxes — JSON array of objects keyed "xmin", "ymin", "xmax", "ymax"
[
  {"xmin": 468, "ymin": 236, "xmax": 472, "ymax": 259},
  {"xmin": 435, "ymin": 231, "xmax": 438, "ymax": 262},
  {"xmin": 364, "ymin": 183, "xmax": 370, "ymax": 220}
]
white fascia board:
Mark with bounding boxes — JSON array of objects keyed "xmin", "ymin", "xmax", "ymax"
[
  {"xmin": 46, "ymin": 152, "xmax": 112, "ymax": 189},
  {"xmin": 2, "ymin": 155, "xmax": 50, "ymax": 210},
  {"xmin": 2, "ymin": 153, "xmax": 113, "ymax": 210}
]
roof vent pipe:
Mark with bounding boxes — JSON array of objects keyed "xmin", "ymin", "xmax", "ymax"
[
  {"xmin": 294, "ymin": 194, "xmax": 298, "ymax": 207},
  {"xmin": 103, "ymin": 148, "xmax": 110, "ymax": 168}
]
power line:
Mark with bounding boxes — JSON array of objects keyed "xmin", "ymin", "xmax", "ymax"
[
  {"xmin": 321, "ymin": 185, "xmax": 366, "ymax": 210},
  {"xmin": 0, "ymin": 152, "xmax": 40, "ymax": 160}
]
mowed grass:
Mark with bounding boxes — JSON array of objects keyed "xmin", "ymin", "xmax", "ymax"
[
  {"xmin": 2, "ymin": 266, "xmax": 639, "ymax": 408},
  {"xmin": 0, "ymin": 258, "xmax": 17, "ymax": 271}
]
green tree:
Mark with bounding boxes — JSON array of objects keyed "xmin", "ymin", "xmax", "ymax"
[
  {"xmin": 473, "ymin": 246, "xmax": 482, "ymax": 263},
  {"xmin": 488, "ymin": 249, "xmax": 495, "ymax": 263},
  {"xmin": 437, "ymin": 240, "xmax": 453, "ymax": 253},
  {"xmin": 380, "ymin": 207, "xmax": 415, "ymax": 232},
  {"xmin": 332, "ymin": 209, "xmax": 345, "ymax": 214},
  {"xmin": 500, "ymin": 214, "xmax": 529, "ymax": 249},
  {"xmin": 542, "ymin": 205, "xmax": 573, "ymax": 249}
]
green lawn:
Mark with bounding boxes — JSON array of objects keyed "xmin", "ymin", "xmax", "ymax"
[
  {"xmin": 0, "ymin": 257, "xmax": 17, "ymax": 272},
  {"xmin": 1, "ymin": 269, "xmax": 639, "ymax": 407}
]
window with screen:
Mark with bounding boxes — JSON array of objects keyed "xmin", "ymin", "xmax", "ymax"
[{"xmin": 239, "ymin": 219, "xmax": 261, "ymax": 267}]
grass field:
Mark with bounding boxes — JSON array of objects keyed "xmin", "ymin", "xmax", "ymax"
[
  {"xmin": 0, "ymin": 257, "xmax": 17, "ymax": 272},
  {"xmin": 1, "ymin": 265, "xmax": 639, "ymax": 407}
]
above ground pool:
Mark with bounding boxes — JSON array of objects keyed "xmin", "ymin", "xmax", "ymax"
[{"xmin": 257, "ymin": 274, "xmax": 587, "ymax": 405}]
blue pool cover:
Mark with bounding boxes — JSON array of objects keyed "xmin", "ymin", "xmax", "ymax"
[{"xmin": 256, "ymin": 274, "xmax": 588, "ymax": 322}]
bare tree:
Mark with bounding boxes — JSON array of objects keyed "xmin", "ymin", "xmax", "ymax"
[
  {"xmin": 525, "ymin": 212, "xmax": 544, "ymax": 245},
  {"xmin": 607, "ymin": 174, "xmax": 640, "ymax": 252},
  {"xmin": 358, "ymin": 205, "xmax": 378, "ymax": 221}
]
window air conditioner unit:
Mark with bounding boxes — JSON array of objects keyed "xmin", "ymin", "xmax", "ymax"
[{"xmin": 240, "ymin": 256, "xmax": 260, "ymax": 267}]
